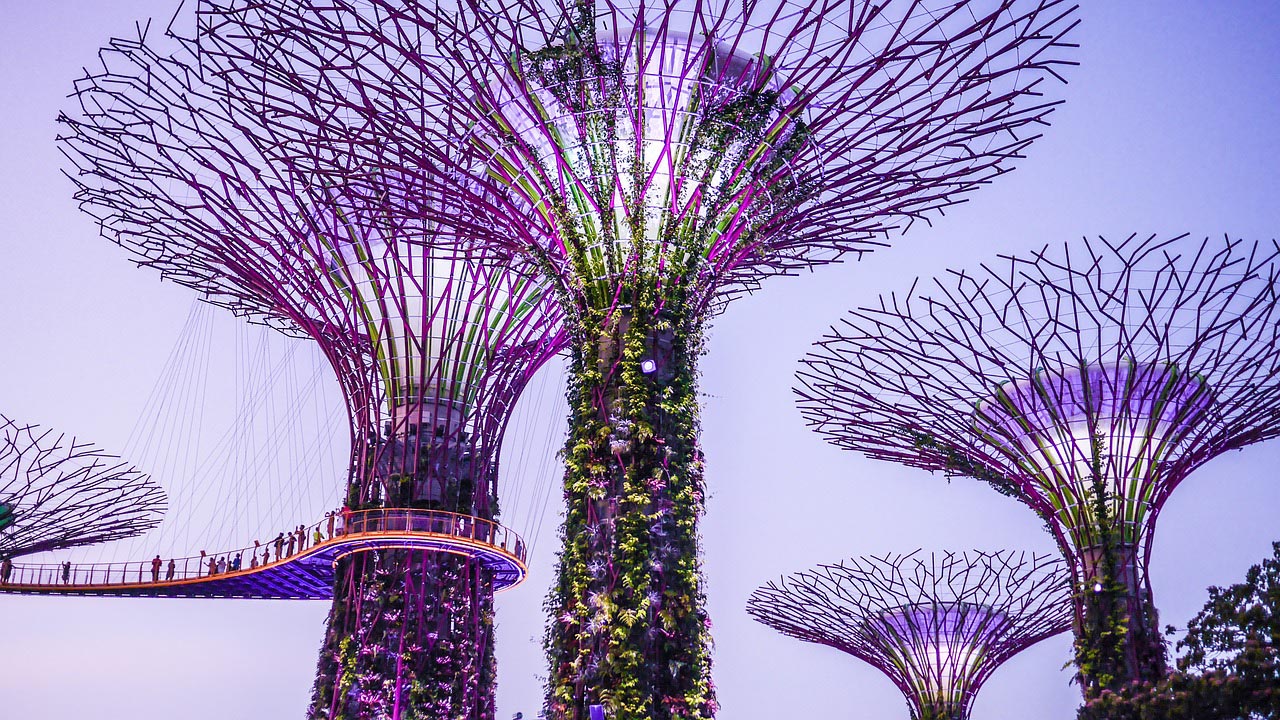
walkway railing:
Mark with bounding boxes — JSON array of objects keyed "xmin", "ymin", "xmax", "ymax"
[{"xmin": 0, "ymin": 508, "xmax": 527, "ymax": 596}]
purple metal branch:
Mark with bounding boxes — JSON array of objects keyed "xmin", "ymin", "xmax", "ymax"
[
  {"xmin": 748, "ymin": 550, "xmax": 1072, "ymax": 720},
  {"xmin": 0, "ymin": 414, "xmax": 166, "ymax": 560}
]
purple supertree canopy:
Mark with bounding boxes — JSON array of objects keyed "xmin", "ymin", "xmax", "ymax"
[
  {"xmin": 0, "ymin": 414, "xmax": 166, "ymax": 561},
  {"xmin": 195, "ymin": 0, "xmax": 1079, "ymax": 315},
  {"xmin": 57, "ymin": 28, "xmax": 566, "ymax": 512},
  {"xmin": 795, "ymin": 233, "xmax": 1280, "ymax": 688},
  {"xmin": 796, "ymin": 234, "xmax": 1280, "ymax": 569},
  {"xmin": 56, "ymin": 23, "xmax": 565, "ymax": 720},
  {"xmin": 748, "ymin": 550, "xmax": 1072, "ymax": 720}
]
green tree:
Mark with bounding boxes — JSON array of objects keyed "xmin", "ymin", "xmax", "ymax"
[{"xmin": 1078, "ymin": 542, "xmax": 1280, "ymax": 720}]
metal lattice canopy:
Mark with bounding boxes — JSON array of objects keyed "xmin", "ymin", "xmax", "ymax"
[
  {"xmin": 193, "ymin": 0, "xmax": 1079, "ymax": 316},
  {"xmin": 57, "ymin": 27, "xmax": 566, "ymax": 509},
  {"xmin": 0, "ymin": 415, "xmax": 166, "ymax": 560},
  {"xmin": 796, "ymin": 234, "xmax": 1280, "ymax": 574},
  {"xmin": 747, "ymin": 550, "xmax": 1072, "ymax": 720}
]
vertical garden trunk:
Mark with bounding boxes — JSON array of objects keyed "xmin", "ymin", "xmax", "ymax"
[
  {"xmin": 1073, "ymin": 542, "xmax": 1167, "ymax": 696},
  {"xmin": 311, "ymin": 425, "xmax": 499, "ymax": 720},
  {"xmin": 311, "ymin": 552, "xmax": 496, "ymax": 720},
  {"xmin": 544, "ymin": 292, "xmax": 716, "ymax": 720}
]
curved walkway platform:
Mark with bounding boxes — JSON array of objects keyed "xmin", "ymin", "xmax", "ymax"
[{"xmin": 0, "ymin": 509, "xmax": 527, "ymax": 600}]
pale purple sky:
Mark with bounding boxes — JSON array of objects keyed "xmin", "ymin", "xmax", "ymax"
[{"xmin": 3, "ymin": 2, "xmax": 1280, "ymax": 719}]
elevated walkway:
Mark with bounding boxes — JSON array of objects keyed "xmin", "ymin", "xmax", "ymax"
[{"xmin": 0, "ymin": 508, "xmax": 527, "ymax": 599}]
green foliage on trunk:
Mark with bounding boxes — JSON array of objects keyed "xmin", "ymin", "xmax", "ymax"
[
  {"xmin": 543, "ymin": 278, "xmax": 715, "ymax": 720},
  {"xmin": 1073, "ymin": 434, "xmax": 1167, "ymax": 696}
]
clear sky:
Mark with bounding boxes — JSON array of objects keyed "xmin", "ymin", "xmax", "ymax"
[{"xmin": 3, "ymin": 2, "xmax": 1280, "ymax": 719}]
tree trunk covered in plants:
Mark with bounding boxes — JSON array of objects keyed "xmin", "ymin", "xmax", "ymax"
[
  {"xmin": 543, "ymin": 289, "xmax": 716, "ymax": 720},
  {"xmin": 1072, "ymin": 452, "xmax": 1167, "ymax": 697},
  {"xmin": 1073, "ymin": 544, "xmax": 1167, "ymax": 697},
  {"xmin": 311, "ymin": 430, "xmax": 499, "ymax": 720},
  {"xmin": 311, "ymin": 552, "xmax": 497, "ymax": 720}
]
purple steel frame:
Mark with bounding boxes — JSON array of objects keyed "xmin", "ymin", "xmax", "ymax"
[
  {"xmin": 796, "ymin": 233, "xmax": 1280, "ymax": 690},
  {"xmin": 187, "ymin": 1, "xmax": 1079, "ymax": 716},
  {"xmin": 0, "ymin": 414, "xmax": 166, "ymax": 562},
  {"xmin": 57, "ymin": 24, "xmax": 564, "ymax": 720},
  {"xmin": 748, "ymin": 550, "xmax": 1072, "ymax": 720}
]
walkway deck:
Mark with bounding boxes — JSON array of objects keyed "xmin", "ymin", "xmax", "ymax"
[{"xmin": 0, "ymin": 509, "xmax": 527, "ymax": 599}]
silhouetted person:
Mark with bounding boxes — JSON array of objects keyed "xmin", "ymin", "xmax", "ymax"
[
  {"xmin": 287, "ymin": 531, "xmax": 297, "ymax": 557},
  {"xmin": 326, "ymin": 511, "xmax": 335, "ymax": 539},
  {"xmin": 232, "ymin": 552, "xmax": 242, "ymax": 571},
  {"xmin": 61, "ymin": 561, "xmax": 71, "ymax": 584},
  {"xmin": 165, "ymin": 558, "xmax": 175, "ymax": 581},
  {"xmin": 150, "ymin": 554, "xmax": 162, "ymax": 582},
  {"xmin": 274, "ymin": 533, "xmax": 285, "ymax": 561},
  {"xmin": 1, "ymin": 558, "xmax": 12, "ymax": 583}
]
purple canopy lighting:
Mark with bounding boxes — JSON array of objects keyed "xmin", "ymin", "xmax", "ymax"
[
  {"xmin": 748, "ymin": 551, "xmax": 1072, "ymax": 720},
  {"xmin": 974, "ymin": 361, "xmax": 1215, "ymax": 553},
  {"xmin": 796, "ymin": 233, "xmax": 1280, "ymax": 690}
]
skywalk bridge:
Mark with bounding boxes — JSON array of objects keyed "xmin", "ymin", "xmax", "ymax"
[{"xmin": 0, "ymin": 508, "xmax": 527, "ymax": 599}]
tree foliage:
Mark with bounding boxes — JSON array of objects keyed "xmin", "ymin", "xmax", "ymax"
[{"xmin": 1078, "ymin": 542, "xmax": 1280, "ymax": 720}]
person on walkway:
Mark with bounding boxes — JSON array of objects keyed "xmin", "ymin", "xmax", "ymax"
[
  {"xmin": 1, "ymin": 557, "xmax": 12, "ymax": 583},
  {"xmin": 286, "ymin": 530, "xmax": 297, "ymax": 558},
  {"xmin": 274, "ymin": 532, "xmax": 285, "ymax": 561},
  {"xmin": 200, "ymin": 550, "xmax": 208, "ymax": 576},
  {"xmin": 217, "ymin": 556, "xmax": 227, "ymax": 574},
  {"xmin": 340, "ymin": 504, "xmax": 352, "ymax": 536},
  {"xmin": 296, "ymin": 525, "xmax": 306, "ymax": 551},
  {"xmin": 313, "ymin": 526, "xmax": 323, "ymax": 546},
  {"xmin": 150, "ymin": 554, "xmax": 162, "ymax": 582},
  {"xmin": 165, "ymin": 558, "xmax": 175, "ymax": 581},
  {"xmin": 61, "ymin": 561, "xmax": 71, "ymax": 584},
  {"xmin": 208, "ymin": 555, "xmax": 217, "ymax": 576},
  {"xmin": 326, "ymin": 511, "xmax": 335, "ymax": 539},
  {"xmin": 233, "ymin": 552, "xmax": 242, "ymax": 571}
]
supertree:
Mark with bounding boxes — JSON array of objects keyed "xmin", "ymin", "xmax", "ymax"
[
  {"xmin": 747, "ymin": 550, "xmax": 1072, "ymax": 720},
  {"xmin": 0, "ymin": 414, "xmax": 166, "ymax": 562},
  {"xmin": 795, "ymin": 234, "xmax": 1280, "ymax": 695},
  {"xmin": 57, "ymin": 25, "xmax": 564, "ymax": 720},
  {"xmin": 192, "ymin": 1, "xmax": 1078, "ymax": 715}
]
